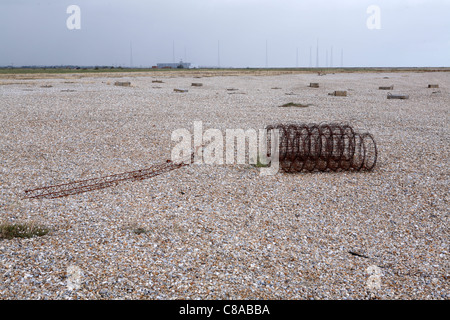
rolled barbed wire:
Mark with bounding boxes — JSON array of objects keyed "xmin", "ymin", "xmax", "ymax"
[
  {"xmin": 23, "ymin": 122, "xmax": 377, "ymax": 199},
  {"xmin": 265, "ymin": 122, "xmax": 377, "ymax": 173}
]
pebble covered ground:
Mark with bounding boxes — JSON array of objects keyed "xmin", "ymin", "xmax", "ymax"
[{"xmin": 0, "ymin": 70, "xmax": 448, "ymax": 299}]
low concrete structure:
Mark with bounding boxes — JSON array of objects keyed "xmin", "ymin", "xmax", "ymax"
[
  {"xmin": 387, "ymin": 93, "xmax": 409, "ymax": 99},
  {"xmin": 329, "ymin": 90, "xmax": 347, "ymax": 97},
  {"xmin": 157, "ymin": 61, "xmax": 191, "ymax": 69}
]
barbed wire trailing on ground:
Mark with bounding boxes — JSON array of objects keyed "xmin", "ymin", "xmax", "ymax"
[{"xmin": 23, "ymin": 122, "xmax": 377, "ymax": 199}]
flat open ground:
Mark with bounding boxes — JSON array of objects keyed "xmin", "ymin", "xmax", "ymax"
[{"xmin": 0, "ymin": 69, "xmax": 448, "ymax": 299}]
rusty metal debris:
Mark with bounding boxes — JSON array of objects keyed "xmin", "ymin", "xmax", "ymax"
[
  {"xmin": 23, "ymin": 122, "xmax": 377, "ymax": 199},
  {"xmin": 265, "ymin": 123, "xmax": 377, "ymax": 173},
  {"xmin": 23, "ymin": 159, "xmax": 190, "ymax": 200},
  {"xmin": 279, "ymin": 102, "xmax": 312, "ymax": 108}
]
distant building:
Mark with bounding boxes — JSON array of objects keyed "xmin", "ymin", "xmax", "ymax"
[{"xmin": 156, "ymin": 61, "xmax": 191, "ymax": 69}]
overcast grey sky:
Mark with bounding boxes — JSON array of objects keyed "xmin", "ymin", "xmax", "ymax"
[{"xmin": 1, "ymin": 0, "xmax": 449, "ymax": 67}]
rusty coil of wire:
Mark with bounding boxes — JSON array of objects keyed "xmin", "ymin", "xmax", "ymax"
[
  {"xmin": 265, "ymin": 123, "xmax": 377, "ymax": 173},
  {"xmin": 23, "ymin": 123, "xmax": 376, "ymax": 200}
]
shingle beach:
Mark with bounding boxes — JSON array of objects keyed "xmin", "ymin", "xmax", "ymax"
[{"xmin": 0, "ymin": 70, "xmax": 448, "ymax": 299}]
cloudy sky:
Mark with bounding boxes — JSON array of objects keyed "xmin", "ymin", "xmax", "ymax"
[{"xmin": 1, "ymin": 0, "xmax": 449, "ymax": 68}]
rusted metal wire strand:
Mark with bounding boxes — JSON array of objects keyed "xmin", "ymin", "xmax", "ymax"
[
  {"xmin": 23, "ymin": 160, "xmax": 189, "ymax": 199},
  {"xmin": 23, "ymin": 122, "xmax": 377, "ymax": 199}
]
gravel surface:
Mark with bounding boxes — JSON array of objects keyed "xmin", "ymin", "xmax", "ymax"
[{"xmin": 0, "ymin": 70, "xmax": 448, "ymax": 299}]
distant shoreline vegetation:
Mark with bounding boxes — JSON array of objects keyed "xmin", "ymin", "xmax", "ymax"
[{"xmin": 0, "ymin": 66, "xmax": 449, "ymax": 75}]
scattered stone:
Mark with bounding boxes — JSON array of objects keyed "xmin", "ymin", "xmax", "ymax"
[
  {"xmin": 328, "ymin": 90, "xmax": 347, "ymax": 97},
  {"xmin": 114, "ymin": 81, "xmax": 131, "ymax": 87},
  {"xmin": 387, "ymin": 92, "xmax": 409, "ymax": 99},
  {"xmin": 279, "ymin": 102, "xmax": 312, "ymax": 108}
]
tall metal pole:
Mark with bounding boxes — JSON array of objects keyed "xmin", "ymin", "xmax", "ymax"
[
  {"xmin": 265, "ymin": 40, "xmax": 268, "ymax": 68},
  {"xmin": 316, "ymin": 38, "xmax": 319, "ymax": 68},
  {"xmin": 218, "ymin": 40, "xmax": 220, "ymax": 67},
  {"xmin": 130, "ymin": 41, "xmax": 133, "ymax": 68},
  {"xmin": 330, "ymin": 46, "xmax": 333, "ymax": 67},
  {"xmin": 309, "ymin": 46, "xmax": 312, "ymax": 67}
]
